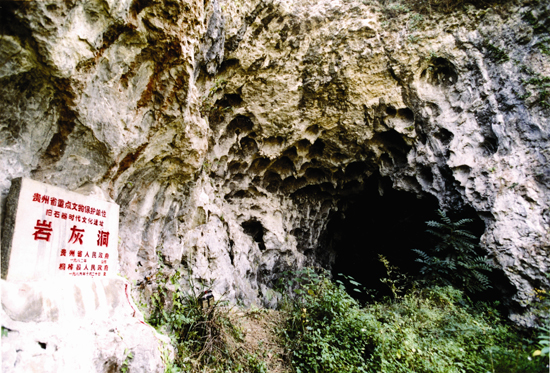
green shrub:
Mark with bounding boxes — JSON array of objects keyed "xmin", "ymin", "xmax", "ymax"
[
  {"xmin": 414, "ymin": 209, "xmax": 494, "ymax": 293},
  {"xmin": 280, "ymin": 269, "xmax": 547, "ymax": 373},
  {"xmin": 280, "ymin": 268, "xmax": 372, "ymax": 373},
  {"xmin": 363, "ymin": 286, "xmax": 545, "ymax": 373},
  {"xmin": 533, "ymin": 325, "xmax": 550, "ymax": 358},
  {"xmin": 148, "ymin": 270, "xmax": 238, "ymax": 372}
]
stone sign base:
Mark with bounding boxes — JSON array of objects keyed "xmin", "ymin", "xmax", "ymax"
[{"xmin": 1, "ymin": 277, "xmax": 171, "ymax": 373}]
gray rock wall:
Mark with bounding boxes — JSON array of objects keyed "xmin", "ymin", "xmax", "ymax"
[{"xmin": 0, "ymin": 0, "xmax": 548, "ymax": 333}]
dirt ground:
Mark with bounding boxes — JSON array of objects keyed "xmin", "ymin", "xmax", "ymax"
[{"xmin": 227, "ymin": 307, "xmax": 291, "ymax": 373}]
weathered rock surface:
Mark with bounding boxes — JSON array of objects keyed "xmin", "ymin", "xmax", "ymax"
[
  {"xmin": 1, "ymin": 277, "xmax": 169, "ymax": 372},
  {"xmin": 0, "ymin": 2, "xmax": 549, "ymax": 363},
  {"xmin": 205, "ymin": 0, "xmax": 550, "ymax": 319}
]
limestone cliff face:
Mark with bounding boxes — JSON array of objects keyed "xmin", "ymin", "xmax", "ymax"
[{"xmin": 1, "ymin": 0, "xmax": 549, "ymax": 327}]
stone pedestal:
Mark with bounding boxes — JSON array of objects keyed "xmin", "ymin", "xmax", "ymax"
[{"xmin": 1, "ymin": 277, "xmax": 171, "ymax": 373}]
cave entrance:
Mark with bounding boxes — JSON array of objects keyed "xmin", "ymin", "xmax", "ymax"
[{"xmin": 322, "ymin": 175, "xmax": 484, "ymax": 300}]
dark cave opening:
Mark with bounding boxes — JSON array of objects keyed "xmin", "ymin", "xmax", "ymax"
[
  {"xmin": 320, "ymin": 175, "xmax": 513, "ymax": 303},
  {"xmin": 324, "ymin": 176, "xmax": 439, "ymax": 299},
  {"xmin": 242, "ymin": 219, "xmax": 266, "ymax": 252}
]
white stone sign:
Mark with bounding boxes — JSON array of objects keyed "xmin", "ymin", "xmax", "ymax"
[{"xmin": 1, "ymin": 178, "xmax": 119, "ymax": 281}]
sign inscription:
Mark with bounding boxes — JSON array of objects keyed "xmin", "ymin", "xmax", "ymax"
[{"xmin": 1, "ymin": 178, "xmax": 119, "ymax": 281}]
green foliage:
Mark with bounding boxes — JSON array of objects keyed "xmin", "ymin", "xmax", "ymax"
[
  {"xmin": 532, "ymin": 325, "xmax": 550, "ymax": 358},
  {"xmin": 413, "ymin": 209, "xmax": 494, "ymax": 293},
  {"xmin": 121, "ymin": 349, "xmax": 134, "ymax": 373},
  {"xmin": 518, "ymin": 64, "xmax": 550, "ymax": 107},
  {"xmin": 148, "ymin": 270, "xmax": 237, "ymax": 372},
  {"xmin": 522, "ymin": 10, "xmax": 548, "ymax": 35},
  {"xmin": 485, "ymin": 42, "xmax": 510, "ymax": 63},
  {"xmin": 409, "ymin": 13, "xmax": 424, "ymax": 30},
  {"xmin": 244, "ymin": 353, "xmax": 269, "ymax": 373},
  {"xmin": 523, "ymin": 73, "xmax": 550, "ymax": 109},
  {"xmin": 534, "ymin": 36, "xmax": 550, "ymax": 56},
  {"xmin": 523, "ymin": 276, "xmax": 550, "ymax": 358},
  {"xmin": 363, "ymin": 286, "xmax": 547, "ymax": 373},
  {"xmin": 336, "ymin": 272, "xmax": 368, "ymax": 295},
  {"xmin": 280, "ymin": 269, "xmax": 547, "ymax": 373},
  {"xmin": 383, "ymin": 2, "xmax": 411, "ymax": 18},
  {"xmin": 279, "ymin": 268, "xmax": 372, "ymax": 373},
  {"xmin": 378, "ymin": 254, "xmax": 409, "ymax": 299}
]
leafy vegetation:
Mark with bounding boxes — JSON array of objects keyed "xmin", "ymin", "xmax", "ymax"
[
  {"xmin": 485, "ymin": 42, "xmax": 510, "ymax": 63},
  {"xmin": 521, "ymin": 71, "xmax": 550, "ymax": 109},
  {"xmin": 279, "ymin": 268, "xmax": 547, "ymax": 373},
  {"xmin": 523, "ymin": 276, "xmax": 550, "ymax": 360},
  {"xmin": 148, "ymin": 270, "xmax": 236, "ymax": 371},
  {"xmin": 121, "ymin": 349, "xmax": 134, "ymax": 373},
  {"xmin": 279, "ymin": 268, "xmax": 372, "ymax": 373},
  {"xmin": 413, "ymin": 209, "xmax": 494, "ymax": 294},
  {"xmin": 533, "ymin": 325, "xmax": 549, "ymax": 358},
  {"xmin": 147, "ymin": 267, "xmax": 288, "ymax": 373},
  {"xmin": 275, "ymin": 210, "xmax": 548, "ymax": 373}
]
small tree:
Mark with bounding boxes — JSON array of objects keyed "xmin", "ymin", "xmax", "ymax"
[{"xmin": 413, "ymin": 209, "xmax": 494, "ymax": 293}]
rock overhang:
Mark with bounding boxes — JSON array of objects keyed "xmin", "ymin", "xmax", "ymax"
[{"xmin": 0, "ymin": 0, "xmax": 547, "ymax": 328}]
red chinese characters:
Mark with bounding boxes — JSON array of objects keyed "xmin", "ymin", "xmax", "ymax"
[
  {"xmin": 31, "ymin": 189, "xmax": 116, "ymax": 278},
  {"xmin": 68, "ymin": 225, "xmax": 85, "ymax": 245},
  {"xmin": 30, "ymin": 193, "xmax": 108, "ymax": 219},
  {"xmin": 97, "ymin": 231, "xmax": 109, "ymax": 247},
  {"xmin": 32, "ymin": 220, "xmax": 53, "ymax": 242}
]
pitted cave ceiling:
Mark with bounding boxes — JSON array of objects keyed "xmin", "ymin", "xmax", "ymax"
[{"xmin": 0, "ymin": 0, "xmax": 548, "ymax": 321}]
